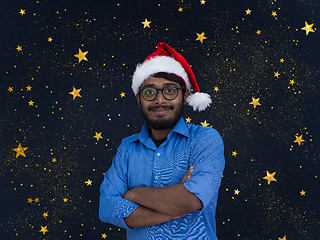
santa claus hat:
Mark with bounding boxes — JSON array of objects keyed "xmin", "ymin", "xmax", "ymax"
[{"xmin": 132, "ymin": 42, "xmax": 212, "ymax": 111}]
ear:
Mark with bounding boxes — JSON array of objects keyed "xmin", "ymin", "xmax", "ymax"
[
  {"xmin": 184, "ymin": 90, "xmax": 189, "ymax": 105},
  {"xmin": 136, "ymin": 94, "xmax": 141, "ymax": 108}
]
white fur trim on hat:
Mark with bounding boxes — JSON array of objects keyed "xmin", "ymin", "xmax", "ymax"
[
  {"xmin": 187, "ymin": 92, "xmax": 212, "ymax": 111},
  {"xmin": 132, "ymin": 56, "xmax": 191, "ymax": 95}
]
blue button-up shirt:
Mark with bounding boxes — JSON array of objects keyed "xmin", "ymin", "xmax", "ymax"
[{"xmin": 99, "ymin": 117, "xmax": 225, "ymax": 239}]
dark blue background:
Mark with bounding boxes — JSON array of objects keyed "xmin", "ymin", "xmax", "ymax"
[{"xmin": 1, "ymin": 0, "xmax": 319, "ymax": 239}]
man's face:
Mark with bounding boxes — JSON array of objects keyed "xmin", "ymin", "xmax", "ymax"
[{"xmin": 136, "ymin": 76, "xmax": 188, "ymax": 130}]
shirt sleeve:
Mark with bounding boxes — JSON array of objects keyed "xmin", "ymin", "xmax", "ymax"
[
  {"xmin": 99, "ymin": 142, "xmax": 140, "ymax": 230},
  {"xmin": 183, "ymin": 127, "xmax": 225, "ymax": 209}
]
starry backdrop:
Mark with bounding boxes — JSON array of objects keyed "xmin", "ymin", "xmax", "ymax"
[{"xmin": 0, "ymin": 0, "xmax": 319, "ymax": 239}]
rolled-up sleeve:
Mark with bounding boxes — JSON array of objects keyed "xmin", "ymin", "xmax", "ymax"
[
  {"xmin": 183, "ymin": 127, "xmax": 225, "ymax": 209},
  {"xmin": 99, "ymin": 143, "xmax": 140, "ymax": 229}
]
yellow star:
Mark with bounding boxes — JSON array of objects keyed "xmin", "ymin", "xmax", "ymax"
[
  {"xmin": 200, "ymin": 0, "xmax": 206, "ymax": 4},
  {"xmin": 120, "ymin": 92, "xmax": 126, "ymax": 98},
  {"xmin": 245, "ymin": 9, "xmax": 252, "ymax": 15},
  {"xmin": 300, "ymin": 190, "xmax": 306, "ymax": 196},
  {"xmin": 196, "ymin": 32, "xmax": 207, "ymax": 43},
  {"xmin": 234, "ymin": 189, "xmax": 240, "ymax": 195},
  {"xmin": 214, "ymin": 86, "xmax": 219, "ymax": 92},
  {"xmin": 263, "ymin": 171, "xmax": 277, "ymax": 185},
  {"xmin": 278, "ymin": 236, "xmax": 286, "ymax": 240},
  {"xmin": 256, "ymin": 30, "xmax": 261, "ymax": 35},
  {"xmin": 102, "ymin": 233, "xmax": 107, "ymax": 239},
  {"xmin": 34, "ymin": 198, "xmax": 39, "ymax": 203},
  {"xmin": 271, "ymin": 11, "xmax": 277, "ymax": 17},
  {"xmin": 294, "ymin": 134, "xmax": 305, "ymax": 146},
  {"xmin": 289, "ymin": 79, "xmax": 295, "ymax": 85},
  {"xmin": 185, "ymin": 117, "xmax": 192, "ymax": 123},
  {"xmin": 8, "ymin": 86, "xmax": 14, "ymax": 92},
  {"xmin": 141, "ymin": 18, "xmax": 151, "ymax": 28},
  {"xmin": 19, "ymin": 9, "xmax": 26, "ymax": 15},
  {"xmin": 27, "ymin": 198, "xmax": 33, "ymax": 203},
  {"xmin": 85, "ymin": 179, "xmax": 93, "ymax": 186},
  {"xmin": 28, "ymin": 100, "xmax": 34, "ymax": 106},
  {"xmin": 16, "ymin": 45, "xmax": 22, "ymax": 52},
  {"xmin": 13, "ymin": 143, "xmax": 28, "ymax": 158},
  {"xmin": 280, "ymin": 58, "xmax": 285, "ymax": 63},
  {"xmin": 63, "ymin": 198, "xmax": 68, "ymax": 202},
  {"xmin": 232, "ymin": 151, "xmax": 237, "ymax": 157},
  {"xmin": 69, "ymin": 87, "xmax": 82, "ymax": 100},
  {"xmin": 52, "ymin": 158, "xmax": 57, "ymax": 163},
  {"xmin": 74, "ymin": 48, "xmax": 88, "ymax": 63},
  {"xmin": 48, "ymin": 37, "xmax": 53, "ymax": 42},
  {"xmin": 26, "ymin": 85, "xmax": 32, "ymax": 91},
  {"xmin": 39, "ymin": 226, "xmax": 49, "ymax": 235},
  {"xmin": 178, "ymin": 7, "xmax": 183, "ymax": 12},
  {"xmin": 94, "ymin": 132, "xmax": 103, "ymax": 141},
  {"xmin": 301, "ymin": 21, "xmax": 315, "ymax": 36},
  {"xmin": 43, "ymin": 212, "xmax": 49, "ymax": 218},
  {"xmin": 274, "ymin": 71, "xmax": 280, "ymax": 78},
  {"xmin": 249, "ymin": 97, "xmax": 261, "ymax": 109},
  {"xmin": 200, "ymin": 120, "xmax": 210, "ymax": 127}
]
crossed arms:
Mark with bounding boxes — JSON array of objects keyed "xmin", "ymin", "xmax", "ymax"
[
  {"xmin": 123, "ymin": 166, "xmax": 203, "ymax": 228},
  {"xmin": 99, "ymin": 128, "xmax": 225, "ymax": 230}
]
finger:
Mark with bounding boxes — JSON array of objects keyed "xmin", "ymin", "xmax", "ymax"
[{"xmin": 187, "ymin": 169, "xmax": 194, "ymax": 178}]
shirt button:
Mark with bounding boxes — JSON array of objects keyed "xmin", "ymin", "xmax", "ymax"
[
  {"xmin": 157, "ymin": 153, "xmax": 161, "ymax": 156},
  {"xmin": 155, "ymin": 176, "xmax": 159, "ymax": 179}
]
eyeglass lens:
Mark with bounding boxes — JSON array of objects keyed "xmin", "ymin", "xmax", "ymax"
[{"xmin": 142, "ymin": 87, "xmax": 178, "ymax": 101}]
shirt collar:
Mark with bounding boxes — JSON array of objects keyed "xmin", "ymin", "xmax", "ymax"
[
  {"xmin": 127, "ymin": 117, "xmax": 190, "ymax": 146},
  {"xmin": 169, "ymin": 117, "xmax": 190, "ymax": 138},
  {"xmin": 135, "ymin": 117, "xmax": 189, "ymax": 143}
]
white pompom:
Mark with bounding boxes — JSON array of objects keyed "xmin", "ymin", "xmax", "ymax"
[{"xmin": 186, "ymin": 92, "xmax": 212, "ymax": 111}]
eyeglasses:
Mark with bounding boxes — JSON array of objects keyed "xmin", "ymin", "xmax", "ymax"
[{"xmin": 139, "ymin": 86, "xmax": 185, "ymax": 101}]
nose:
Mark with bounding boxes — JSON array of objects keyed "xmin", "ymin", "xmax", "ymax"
[{"xmin": 154, "ymin": 89, "xmax": 166, "ymax": 104}]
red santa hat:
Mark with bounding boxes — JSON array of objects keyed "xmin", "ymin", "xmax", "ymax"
[{"xmin": 132, "ymin": 42, "xmax": 212, "ymax": 111}]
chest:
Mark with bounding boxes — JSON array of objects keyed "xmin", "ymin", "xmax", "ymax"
[{"xmin": 127, "ymin": 137, "xmax": 192, "ymax": 189}]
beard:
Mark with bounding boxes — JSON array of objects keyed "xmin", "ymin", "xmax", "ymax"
[{"xmin": 140, "ymin": 100, "xmax": 184, "ymax": 130}]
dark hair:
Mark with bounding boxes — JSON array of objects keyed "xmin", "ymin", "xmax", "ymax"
[{"xmin": 151, "ymin": 72, "xmax": 187, "ymax": 94}]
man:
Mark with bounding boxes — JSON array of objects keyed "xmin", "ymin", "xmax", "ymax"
[{"xmin": 99, "ymin": 42, "xmax": 225, "ymax": 239}]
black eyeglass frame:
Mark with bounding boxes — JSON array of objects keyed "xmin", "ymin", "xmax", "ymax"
[{"xmin": 138, "ymin": 86, "xmax": 186, "ymax": 101}]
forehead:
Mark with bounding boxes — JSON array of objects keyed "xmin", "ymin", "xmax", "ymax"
[{"xmin": 141, "ymin": 76, "xmax": 180, "ymax": 88}]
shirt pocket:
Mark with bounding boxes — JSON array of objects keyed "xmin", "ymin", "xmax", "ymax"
[{"xmin": 127, "ymin": 151, "xmax": 154, "ymax": 189}]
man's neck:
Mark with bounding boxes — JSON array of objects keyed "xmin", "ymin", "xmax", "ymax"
[{"xmin": 149, "ymin": 128, "xmax": 172, "ymax": 141}]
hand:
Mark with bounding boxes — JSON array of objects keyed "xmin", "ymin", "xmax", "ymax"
[{"xmin": 180, "ymin": 166, "xmax": 194, "ymax": 184}]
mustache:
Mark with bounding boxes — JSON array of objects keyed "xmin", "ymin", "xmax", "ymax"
[{"xmin": 148, "ymin": 105, "xmax": 174, "ymax": 111}]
